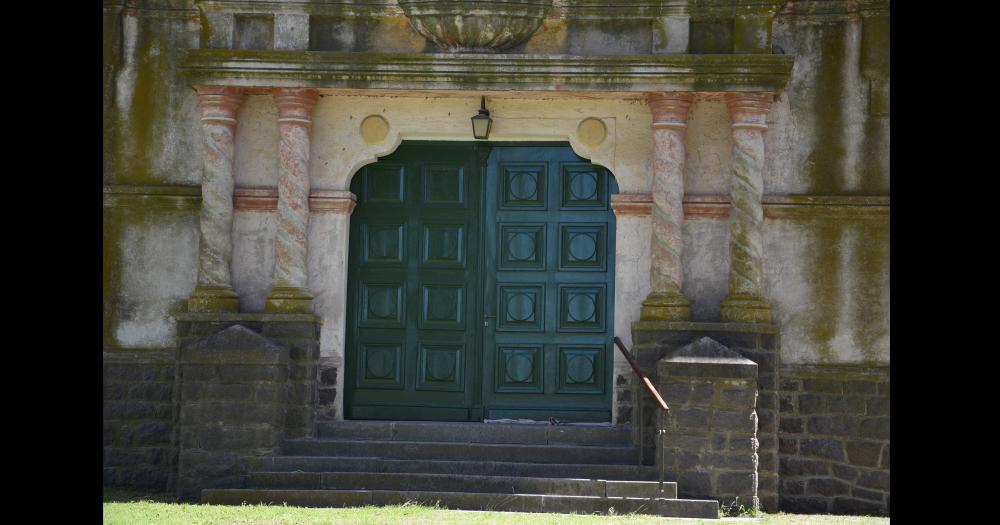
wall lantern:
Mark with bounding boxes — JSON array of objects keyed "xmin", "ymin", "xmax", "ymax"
[{"xmin": 471, "ymin": 96, "xmax": 492, "ymax": 140}]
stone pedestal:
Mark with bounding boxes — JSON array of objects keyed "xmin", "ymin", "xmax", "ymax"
[
  {"xmin": 631, "ymin": 320, "xmax": 781, "ymax": 512},
  {"xmin": 174, "ymin": 313, "xmax": 320, "ymax": 500},
  {"xmin": 657, "ymin": 337, "xmax": 759, "ymax": 511}
]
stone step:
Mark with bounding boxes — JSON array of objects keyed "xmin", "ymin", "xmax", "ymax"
[
  {"xmin": 246, "ymin": 471, "xmax": 677, "ymax": 499},
  {"xmin": 260, "ymin": 456, "xmax": 659, "ymax": 480},
  {"xmin": 316, "ymin": 420, "xmax": 632, "ymax": 446},
  {"xmin": 201, "ymin": 489, "xmax": 719, "ymax": 519},
  {"xmin": 283, "ymin": 439, "xmax": 637, "ymax": 464}
]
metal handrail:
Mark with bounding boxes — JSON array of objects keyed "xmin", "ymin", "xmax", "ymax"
[{"xmin": 613, "ymin": 336, "xmax": 669, "ymax": 494}]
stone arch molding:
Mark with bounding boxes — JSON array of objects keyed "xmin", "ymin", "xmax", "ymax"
[{"xmin": 329, "ymin": 102, "xmax": 618, "ymax": 190}]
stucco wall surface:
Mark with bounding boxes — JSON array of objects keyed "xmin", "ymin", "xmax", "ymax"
[{"xmin": 104, "ymin": 1, "xmax": 889, "ymax": 367}]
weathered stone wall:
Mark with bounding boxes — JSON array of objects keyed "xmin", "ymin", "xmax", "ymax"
[
  {"xmin": 630, "ymin": 323, "xmax": 780, "ymax": 512},
  {"xmin": 777, "ymin": 365, "xmax": 889, "ymax": 515},
  {"xmin": 657, "ymin": 338, "xmax": 760, "ymax": 510},
  {"xmin": 103, "ymin": 350, "xmax": 177, "ymax": 491}
]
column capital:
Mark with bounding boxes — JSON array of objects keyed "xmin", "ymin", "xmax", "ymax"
[
  {"xmin": 195, "ymin": 86, "xmax": 244, "ymax": 125},
  {"xmin": 725, "ymin": 92, "xmax": 774, "ymax": 130},
  {"xmin": 647, "ymin": 92, "xmax": 694, "ymax": 131},
  {"xmin": 274, "ymin": 88, "xmax": 319, "ymax": 127}
]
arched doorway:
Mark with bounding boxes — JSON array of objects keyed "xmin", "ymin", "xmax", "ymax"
[{"xmin": 345, "ymin": 141, "xmax": 618, "ymax": 422}]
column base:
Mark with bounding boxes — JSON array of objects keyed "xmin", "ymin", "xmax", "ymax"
[
  {"xmin": 266, "ymin": 286, "xmax": 314, "ymax": 313},
  {"xmin": 187, "ymin": 284, "xmax": 239, "ymax": 313},
  {"xmin": 639, "ymin": 292, "xmax": 692, "ymax": 321},
  {"xmin": 719, "ymin": 296, "xmax": 772, "ymax": 323}
]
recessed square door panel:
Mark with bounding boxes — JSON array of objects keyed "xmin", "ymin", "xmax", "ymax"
[
  {"xmin": 420, "ymin": 284, "xmax": 465, "ymax": 330},
  {"xmin": 557, "ymin": 346, "xmax": 605, "ymax": 394},
  {"xmin": 421, "ymin": 223, "xmax": 465, "ymax": 267},
  {"xmin": 559, "ymin": 223, "xmax": 607, "ymax": 271},
  {"xmin": 561, "ymin": 163, "xmax": 607, "ymax": 209},
  {"xmin": 498, "ymin": 224, "xmax": 546, "ymax": 270},
  {"xmin": 495, "ymin": 345, "xmax": 543, "ymax": 393},
  {"xmin": 360, "ymin": 283, "xmax": 405, "ymax": 327},
  {"xmin": 497, "ymin": 284, "xmax": 545, "ymax": 332},
  {"xmin": 365, "ymin": 164, "xmax": 405, "ymax": 204},
  {"xmin": 416, "ymin": 344, "xmax": 464, "ymax": 392},
  {"xmin": 422, "ymin": 164, "xmax": 466, "ymax": 206},
  {"xmin": 358, "ymin": 342, "xmax": 404, "ymax": 389},
  {"xmin": 558, "ymin": 284, "xmax": 606, "ymax": 332},
  {"xmin": 500, "ymin": 163, "xmax": 547, "ymax": 209},
  {"xmin": 363, "ymin": 223, "xmax": 405, "ymax": 264}
]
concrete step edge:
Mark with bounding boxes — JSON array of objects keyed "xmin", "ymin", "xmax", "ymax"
[
  {"xmin": 245, "ymin": 471, "xmax": 679, "ymax": 498},
  {"xmin": 201, "ymin": 489, "xmax": 719, "ymax": 519}
]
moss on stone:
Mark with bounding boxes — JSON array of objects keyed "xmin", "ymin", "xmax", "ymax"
[{"xmin": 803, "ymin": 219, "xmax": 843, "ymax": 363}]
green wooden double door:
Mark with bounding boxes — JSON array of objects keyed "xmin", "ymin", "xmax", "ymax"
[{"xmin": 346, "ymin": 142, "xmax": 617, "ymax": 422}]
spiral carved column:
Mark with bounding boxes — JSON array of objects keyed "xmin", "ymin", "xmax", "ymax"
[
  {"xmin": 266, "ymin": 88, "xmax": 319, "ymax": 313},
  {"xmin": 188, "ymin": 86, "xmax": 244, "ymax": 312},
  {"xmin": 640, "ymin": 92, "xmax": 694, "ymax": 321},
  {"xmin": 720, "ymin": 92, "xmax": 773, "ymax": 323}
]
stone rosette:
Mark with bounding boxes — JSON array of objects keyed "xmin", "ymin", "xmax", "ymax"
[{"xmin": 398, "ymin": 0, "xmax": 553, "ymax": 53}]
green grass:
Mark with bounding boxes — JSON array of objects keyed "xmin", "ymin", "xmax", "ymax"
[{"xmin": 103, "ymin": 488, "xmax": 890, "ymax": 525}]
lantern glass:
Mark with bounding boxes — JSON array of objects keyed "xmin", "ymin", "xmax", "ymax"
[
  {"xmin": 471, "ymin": 96, "xmax": 492, "ymax": 140},
  {"xmin": 471, "ymin": 112, "xmax": 491, "ymax": 140}
]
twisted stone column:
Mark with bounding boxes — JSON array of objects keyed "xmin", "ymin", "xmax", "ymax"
[
  {"xmin": 188, "ymin": 86, "xmax": 244, "ymax": 312},
  {"xmin": 640, "ymin": 92, "xmax": 693, "ymax": 321},
  {"xmin": 266, "ymin": 88, "xmax": 319, "ymax": 313},
  {"xmin": 720, "ymin": 93, "xmax": 773, "ymax": 323}
]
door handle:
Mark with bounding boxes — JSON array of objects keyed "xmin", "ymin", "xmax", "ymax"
[{"xmin": 483, "ymin": 314, "xmax": 496, "ymax": 327}]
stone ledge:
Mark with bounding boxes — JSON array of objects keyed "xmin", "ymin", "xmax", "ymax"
[
  {"xmin": 181, "ymin": 50, "xmax": 794, "ymax": 92},
  {"xmin": 633, "ymin": 320, "xmax": 781, "ymax": 334},
  {"xmin": 174, "ymin": 312, "xmax": 319, "ymax": 322},
  {"xmin": 195, "ymin": 0, "xmax": 786, "ymax": 20}
]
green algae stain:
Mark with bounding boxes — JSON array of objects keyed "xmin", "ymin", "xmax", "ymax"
[
  {"xmin": 803, "ymin": 219, "xmax": 843, "ymax": 363},
  {"xmin": 801, "ymin": 22, "xmax": 849, "ymax": 195},
  {"xmin": 848, "ymin": 220, "xmax": 889, "ymax": 364},
  {"xmin": 114, "ymin": 17, "xmax": 192, "ymax": 185}
]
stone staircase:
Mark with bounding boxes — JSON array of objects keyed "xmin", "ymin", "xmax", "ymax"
[{"xmin": 202, "ymin": 420, "xmax": 719, "ymax": 519}]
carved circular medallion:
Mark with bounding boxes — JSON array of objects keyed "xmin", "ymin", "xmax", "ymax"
[
  {"xmin": 577, "ymin": 118, "xmax": 607, "ymax": 147},
  {"xmin": 507, "ymin": 293, "xmax": 535, "ymax": 322},
  {"xmin": 567, "ymin": 294, "xmax": 596, "ymax": 322},
  {"xmin": 507, "ymin": 354, "xmax": 533, "ymax": 383},
  {"xmin": 566, "ymin": 354, "xmax": 594, "ymax": 384},
  {"xmin": 360, "ymin": 115, "xmax": 390, "ymax": 145},
  {"xmin": 508, "ymin": 232, "xmax": 537, "ymax": 261}
]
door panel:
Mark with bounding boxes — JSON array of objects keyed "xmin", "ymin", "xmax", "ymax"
[
  {"xmin": 346, "ymin": 143, "xmax": 483, "ymax": 421},
  {"xmin": 483, "ymin": 145, "xmax": 617, "ymax": 422},
  {"xmin": 346, "ymin": 142, "xmax": 615, "ymax": 422}
]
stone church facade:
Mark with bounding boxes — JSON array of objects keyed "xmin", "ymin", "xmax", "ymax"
[{"xmin": 103, "ymin": 0, "xmax": 889, "ymax": 517}]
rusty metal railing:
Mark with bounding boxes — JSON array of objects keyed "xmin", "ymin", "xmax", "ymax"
[{"xmin": 613, "ymin": 336, "xmax": 669, "ymax": 494}]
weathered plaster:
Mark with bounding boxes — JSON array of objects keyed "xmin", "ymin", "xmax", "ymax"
[
  {"xmin": 115, "ymin": 212, "xmax": 198, "ymax": 348},
  {"xmin": 682, "ymin": 218, "xmax": 730, "ymax": 321},
  {"xmin": 231, "ymin": 210, "xmax": 276, "ymax": 313},
  {"xmin": 112, "ymin": 11, "xmax": 202, "ymax": 185},
  {"xmin": 763, "ymin": 219, "xmax": 889, "ymax": 364},
  {"xmin": 685, "ymin": 100, "xmax": 732, "ymax": 195},
  {"xmin": 234, "ymin": 95, "xmax": 279, "ymax": 188},
  {"xmin": 307, "ymin": 95, "xmax": 649, "ymax": 192}
]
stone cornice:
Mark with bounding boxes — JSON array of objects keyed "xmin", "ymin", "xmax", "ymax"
[
  {"xmin": 234, "ymin": 188, "xmax": 357, "ymax": 213},
  {"xmin": 104, "ymin": 185, "xmax": 887, "ymax": 219},
  {"xmin": 194, "ymin": 1, "xmax": 788, "ymax": 19},
  {"xmin": 777, "ymin": 0, "xmax": 889, "ymax": 19},
  {"xmin": 103, "ymin": 184, "xmax": 202, "ymax": 210},
  {"xmin": 683, "ymin": 194, "xmax": 890, "ymax": 219},
  {"xmin": 181, "ymin": 50, "xmax": 794, "ymax": 93}
]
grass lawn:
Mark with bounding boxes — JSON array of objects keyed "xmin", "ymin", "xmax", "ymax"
[{"xmin": 103, "ymin": 488, "xmax": 890, "ymax": 525}]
